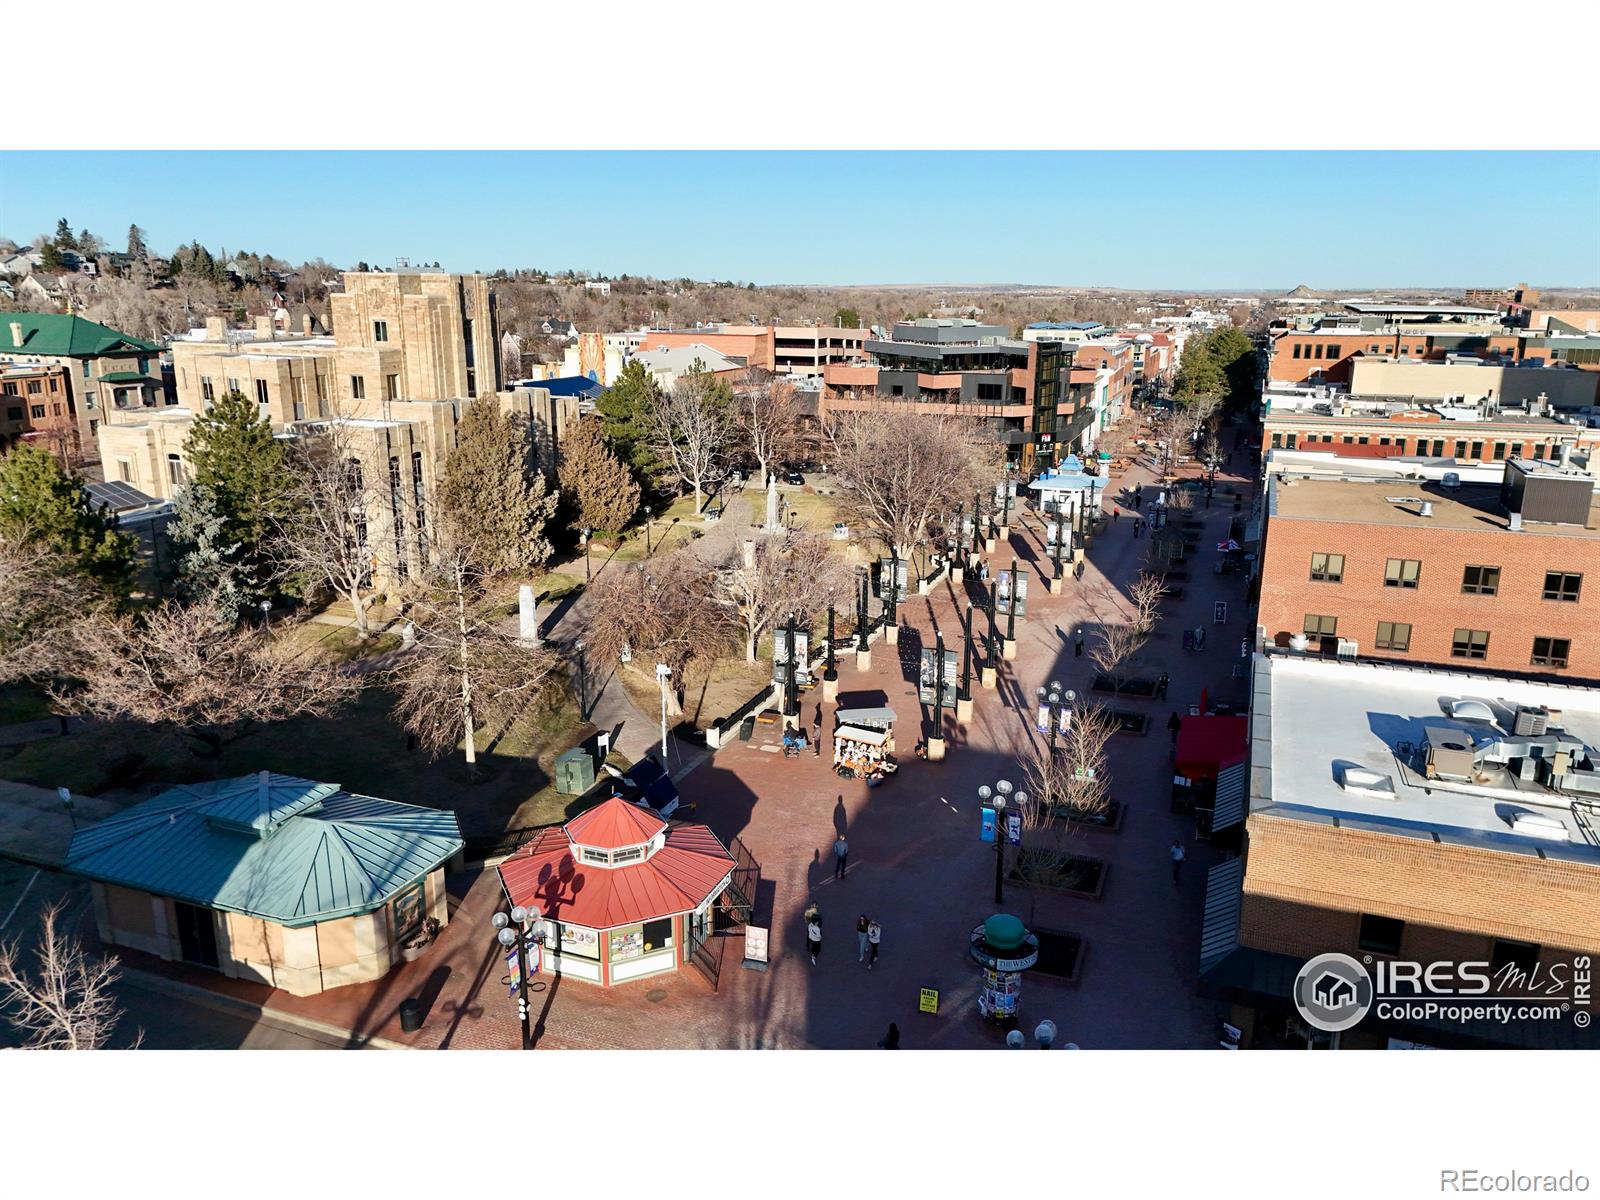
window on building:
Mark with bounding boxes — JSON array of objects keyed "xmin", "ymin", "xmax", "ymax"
[
  {"xmin": 1358, "ymin": 914, "xmax": 1405, "ymax": 956},
  {"xmin": 226, "ymin": 377, "xmax": 240, "ymax": 396},
  {"xmin": 166, "ymin": 453, "xmax": 185, "ymax": 486},
  {"xmin": 30, "ymin": 404, "xmax": 45, "ymax": 419},
  {"xmin": 1531, "ymin": 637, "xmax": 1570, "ymax": 668},
  {"xmin": 1311, "ymin": 345, "xmax": 1323, "ymax": 360},
  {"xmin": 1270, "ymin": 432, "xmax": 1282, "ymax": 448},
  {"xmin": 1368, "ymin": 344, "xmax": 1380, "ymax": 353},
  {"xmin": 889, "ymin": 385, "xmax": 903, "ymax": 396},
  {"xmin": 1470, "ymin": 441, "xmax": 1483, "ymax": 459},
  {"xmin": 976, "ymin": 382, "xmax": 1003, "ymax": 401},
  {"xmin": 51, "ymin": 403, "xmax": 60, "ymax": 417},
  {"xmin": 1392, "ymin": 438, "xmax": 1408, "ymax": 453},
  {"xmin": 1532, "ymin": 443, "xmax": 1547, "ymax": 460},
  {"xmin": 1375, "ymin": 621, "xmax": 1411, "ymax": 651},
  {"xmin": 82, "ymin": 361, "xmax": 91, "ymax": 379},
  {"xmin": 1357, "ymin": 435, "xmax": 1369, "ymax": 445},
  {"xmin": 1341, "ymin": 435, "xmax": 1354, "ymax": 444},
  {"xmin": 1, "ymin": 382, "xmax": 14, "ymax": 396},
  {"xmin": 1453, "ymin": 440, "xmax": 1466, "ymax": 458},
  {"xmin": 1451, "ymin": 628, "xmax": 1490, "ymax": 659},
  {"xmin": 386, "ymin": 373, "xmax": 400, "ymax": 401},
  {"xmin": 1543, "ymin": 572, "xmax": 1582, "ymax": 602},
  {"xmin": 1325, "ymin": 344, "xmax": 1339, "ymax": 358},
  {"xmin": 201, "ymin": 376, "xmax": 215, "ymax": 402},
  {"xmin": 26, "ymin": 380, "xmax": 41, "ymax": 394},
  {"xmin": 1492, "ymin": 442, "xmax": 1507, "ymax": 460},
  {"xmin": 1309, "ymin": 552, "xmax": 1344, "ymax": 583},
  {"xmin": 580, "ymin": 847, "xmax": 610, "ymax": 865},
  {"xmin": 1285, "ymin": 433, "xmax": 1298, "ymax": 449},
  {"xmin": 351, "ymin": 375, "xmax": 366, "ymax": 400},
  {"xmin": 255, "ymin": 379, "xmax": 269, "ymax": 404},
  {"xmin": 1292, "ymin": 344, "xmax": 1302, "ymax": 359},
  {"xmin": 1461, "ymin": 565, "xmax": 1500, "ymax": 596},
  {"xmin": 373, "ymin": 319, "xmax": 389, "ymax": 343},
  {"xmin": 1384, "ymin": 559, "xmax": 1421, "ymax": 589},
  {"xmin": 1489, "ymin": 939, "xmax": 1540, "ymax": 978},
  {"xmin": 1303, "ymin": 613, "xmax": 1338, "ymax": 636},
  {"xmin": 117, "ymin": 460, "xmax": 133, "ymax": 483}
]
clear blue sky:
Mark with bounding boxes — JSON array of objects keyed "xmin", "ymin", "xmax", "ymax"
[{"xmin": 3, "ymin": 151, "xmax": 1596, "ymax": 288}]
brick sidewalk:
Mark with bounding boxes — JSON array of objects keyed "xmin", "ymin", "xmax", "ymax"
[{"xmin": 110, "ymin": 445, "xmax": 1259, "ymax": 1050}]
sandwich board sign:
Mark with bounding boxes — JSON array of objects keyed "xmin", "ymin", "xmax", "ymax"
[{"xmin": 919, "ymin": 988, "xmax": 940, "ymax": 1014}]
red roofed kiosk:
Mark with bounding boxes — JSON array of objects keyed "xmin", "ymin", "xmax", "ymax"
[{"xmin": 497, "ymin": 796, "xmax": 736, "ymax": 987}]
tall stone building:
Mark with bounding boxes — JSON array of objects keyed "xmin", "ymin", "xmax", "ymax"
[{"xmin": 99, "ymin": 270, "xmax": 576, "ymax": 588}]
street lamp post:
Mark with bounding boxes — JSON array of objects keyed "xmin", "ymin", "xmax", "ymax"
[
  {"xmin": 782, "ymin": 612, "xmax": 800, "ymax": 728},
  {"xmin": 978, "ymin": 779, "xmax": 1027, "ymax": 906},
  {"xmin": 956, "ymin": 605, "xmax": 974, "ymax": 721},
  {"xmin": 1006, "ymin": 557, "xmax": 1020, "ymax": 644},
  {"xmin": 580, "ymin": 527, "xmax": 592, "ymax": 582},
  {"xmin": 643, "ymin": 506, "xmax": 654, "ymax": 556},
  {"xmin": 983, "ymin": 580, "xmax": 1000, "ymax": 688},
  {"xmin": 823, "ymin": 598, "xmax": 838, "ymax": 701},
  {"xmin": 575, "ymin": 640, "xmax": 588, "ymax": 721},
  {"xmin": 885, "ymin": 554, "xmax": 899, "ymax": 646},
  {"xmin": 950, "ymin": 502, "xmax": 965, "ymax": 583},
  {"xmin": 492, "ymin": 906, "xmax": 540, "ymax": 1050},
  {"xmin": 655, "ymin": 662, "xmax": 672, "ymax": 757},
  {"xmin": 927, "ymin": 631, "xmax": 947, "ymax": 762},
  {"xmin": 1037, "ymin": 681, "xmax": 1075, "ymax": 758}
]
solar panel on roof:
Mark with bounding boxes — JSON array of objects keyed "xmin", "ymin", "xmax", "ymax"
[{"xmin": 85, "ymin": 480, "xmax": 158, "ymax": 511}]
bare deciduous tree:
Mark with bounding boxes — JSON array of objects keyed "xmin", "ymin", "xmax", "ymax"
[
  {"xmin": 733, "ymin": 367, "xmax": 801, "ymax": 484},
  {"xmin": 715, "ymin": 530, "xmax": 852, "ymax": 663},
  {"xmin": 0, "ymin": 531, "xmax": 100, "ymax": 685},
  {"xmin": 650, "ymin": 366, "xmax": 735, "ymax": 514},
  {"xmin": 386, "ymin": 542, "xmax": 562, "ymax": 772},
  {"xmin": 825, "ymin": 409, "xmax": 1000, "ymax": 561},
  {"xmin": 1086, "ymin": 572, "xmax": 1165, "ymax": 696},
  {"xmin": 274, "ymin": 425, "xmax": 382, "ymax": 639},
  {"xmin": 583, "ymin": 550, "xmax": 731, "ymax": 715},
  {"xmin": 60, "ymin": 589, "xmax": 362, "ymax": 756},
  {"xmin": 0, "ymin": 903, "xmax": 136, "ymax": 1050},
  {"xmin": 1017, "ymin": 699, "xmax": 1118, "ymax": 827}
]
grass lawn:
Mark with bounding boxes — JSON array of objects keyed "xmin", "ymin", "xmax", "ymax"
[
  {"xmin": 0, "ymin": 683, "xmax": 53, "ymax": 725},
  {"xmin": 0, "ymin": 681, "xmax": 598, "ymax": 842}
]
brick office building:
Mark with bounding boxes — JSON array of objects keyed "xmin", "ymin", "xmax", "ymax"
[
  {"xmin": 1257, "ymin": 460, "xmax": 1600, "ymax": 682},
  {"xmin": 1261, "ymin": 406, "xmax": 1599, "ymax": 467},
  {"xmin": 1200, "ymin": 655, "xmax": 1600, "ymax": 1049},
  {"xmin": 0, "ymin": 362, "xmax": 76, "ymax": 458}
]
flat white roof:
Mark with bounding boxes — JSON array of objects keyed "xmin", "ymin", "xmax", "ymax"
[{"xmin": 1255, "ymin": 655, "xmax": 1600, "ymax": 858}]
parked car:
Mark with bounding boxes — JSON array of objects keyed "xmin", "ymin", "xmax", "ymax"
[{"xmin": 784, "ymin": 470, "xmax": 805, "ymax": 485}]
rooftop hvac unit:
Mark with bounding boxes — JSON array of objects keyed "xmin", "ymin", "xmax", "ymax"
[
  {"xmin": 1513, "ymin": 706, "xmax": 1549, "ymax": 737},
  {"xmin": 1335, "ymin": 638, "xmax": 1358, "ymax": 660},
  {"xmin": 1424, "ymin": 726, "xmax": 1477, "ymax": 782},
  {"xmin": 1441, "ymin": 472, "xmax": 1461, "ymax": 489}
]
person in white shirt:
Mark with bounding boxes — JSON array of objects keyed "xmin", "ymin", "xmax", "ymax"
[
  {"xmin": 866, "ymin": 919, "xmax": 882, "ymax": 968},
  {"xmin": 806, "ymin": 919, "xmax": 823, "ymax": 965},
  {"xmin": 1170, "ymin": 839, "xmax": 1186, "ymax": 885}
]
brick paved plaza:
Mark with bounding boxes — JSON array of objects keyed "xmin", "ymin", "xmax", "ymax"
[{"xmin": 133, "ymin": 437, "xmax": 1255, "ymax": 1050}]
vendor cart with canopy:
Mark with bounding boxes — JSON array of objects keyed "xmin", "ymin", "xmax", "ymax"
[{"xmin": 833, "ymin": 705, "xmax": 899, "ymax": 784}]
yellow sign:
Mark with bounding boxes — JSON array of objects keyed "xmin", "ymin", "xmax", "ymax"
[{"xmin": 919, "ymin": 987, "xmax": 939, "ymax": 1014}]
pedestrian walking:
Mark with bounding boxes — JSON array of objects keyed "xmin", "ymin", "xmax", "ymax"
[
  {"xmin": 1113, "ymin": 506, "xmax": 1120, "ymax": 522},
  {"xmin": 857, "ymin": 914, "xmax": 870, "ymax": 962},
  {"xmin": 1074, "ymin": 627, "xmax": 1085, "ymax": 658},
  {"xmin": 1074, "ymin": 559, "xmax": 1085, "ymax": 581},
  {"xmin": 1168, "ymin": 710, "xmax": 1182, "ymax": 744},
  {"xmin": 833, "ymin": 834, "xmax": 849, "ymax": 879},
  {"xmin": 1134, "ymin": 517, "xmax": 1143, "ymax": 538},
  {"xmin": 812, "ymin": 703, "xmax": 824, "ymax": 757},
  {"xmin": 806, "ymin": 917, "xmax": 823, "ymax": 964},
  {"xmin": 1170, "ymin": 839, "xmax": 1186, "ymax": 885},
  {"xmin": 1157, "ymin": 671, "xmax": 1170, "ymax": 699},
  {"xmin": 867, "ymin": 919, "xmax": 882, "ymax": 968},
  {"xmin": 878, "ymin": 1022, "xmax": 901, "ymax": 1049}
]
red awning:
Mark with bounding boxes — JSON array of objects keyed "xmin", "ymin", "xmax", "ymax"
[
  {"xmin": 498, "ymin": 821, "xmax": 734, "ymax": 930},
  {"xmin": 565, "ymin": 796, "xmax": 666, "ymax": 850},
  {"xmin": 1175, "ymin": 715, "xmax": 1248, "ymax": 781}
]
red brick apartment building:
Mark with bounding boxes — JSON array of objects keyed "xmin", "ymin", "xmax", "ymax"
[
  {"xmin": 1, "ymin": 362, "xmax": 77, "ymax": 458},
  {"xmin": 1201, "ymin": 654, "xmax": 1600, "ymax": 1049},
  {"xmin": 1261, "ymin": 408, "xmax": 1600, "ymax": 467},
  {"xmin": 1257, "ymin": 459, "xmax": 1600, "ymax": 681},
  {"xmin": 1267, "ymin": 328, "xmax": 1523, "ymax": 386}
]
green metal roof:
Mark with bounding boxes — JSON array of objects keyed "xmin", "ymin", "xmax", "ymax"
[
  {"xmin": 2, "ymin": 312, "xmax": 159, "ymax": 358},
  {"xmin": 95, "ymin": 371, "xmax": 160, "ymax": 384},
  {"xmin": 65, "ymin": 772, "xmax": 463, "ymax": 928}
]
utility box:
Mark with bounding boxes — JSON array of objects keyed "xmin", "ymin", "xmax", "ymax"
[{"xmin": 554, "ymin": 747, "xmax": 596, "ymax": 795}]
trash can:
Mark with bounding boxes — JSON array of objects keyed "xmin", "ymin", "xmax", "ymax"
[
  {"xmin": 739, "ymin": 716, "xmax": 757, "ymax": 742},
  {"xmin": 398, "ymin": 998, "xmax": 422, "ymax": 1033},
  {"xmin": 555, "ymin": 747, "xmax": 595, "ymax": 795}
]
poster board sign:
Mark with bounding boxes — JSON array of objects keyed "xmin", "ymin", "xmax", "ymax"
[
  {"xmin": 1214, "ymin": 601, "xmax": 1228, "ymax": 625},
  {"xmin": 1006, "ymin": 813, "xmax": 1022, "ymax": 846},
  {"xmin": 997, "ymin": 570, "xmax": 1029, "ymax": 616},
  {"xmin": 919, "ymin": 988, "xmax": 940, "ymax": 1014},
  {"xmin": 743, "ymin": 926, "xmax": 769, "ymax": 964},
  {"xmin": 877, "ymin": 558, "xmax": 910, "ymax": 603},
  {"xmin": 980, "ymin": 807, "xmax": 997, "ymax": 843},
  {"xmin": 772, "ymin": 629, "xmax": 813, "ymax": 687},
  {"xmin": 917, "ymin": 647, "xmax": 959, "ymax": 706}
]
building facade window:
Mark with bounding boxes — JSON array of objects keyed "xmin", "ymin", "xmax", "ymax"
[
  {"xmin": 1470, "ymin": 441, "xmax": 1483, "ymax": 459},
  {"xmin": 1384, "ymin": 559, "xmax": 1421, "ymax": 589},
  {"xmin": 26, "ymin": 380, "xmax": 41, "ymax": 394},
  {"xmin": 1492, "ymin": 442, "xmax": 1507, "ymax": 460},
  {"xmin": 1530, "ymin": 637, "xmax": 1570, "ymax": 668},
  {"xmin": 1303, "ymin": 613, "xmax": 1338, "ymax": 637},
  {"xmin": 1324, "ymin": 344, "xmax": 1339, "ymax": 358},
  {"xmin": 373, "ymin": 320, "xmax": 389, "ymax": 343},
  {"xmin": 1542, "ymin": 572, "xmax": 1582, "ymax": 602},
  {"xmin": 351, "ymin": 375, "xmax": 366, "ymax": 400},
  {"xmin": 166, "ymin": 453, "xmax": 184, "ymax": 485},
  {"xmin": 1461, "ymin": 565, "xmax": 1500, "ymax": 596},
  {"xmin": 1451, "ymin": 628, "xmax": 1490, "ymax": 660},
  {"xmin": 255, "ymin": 379, "xmax": 269, "ymax": 404},
  {"xmin": 387, "ymin": 455, "xmax": 409, "ymax": 582},
  {"xmin": 386, "ymin": 373, "xmax": 400, "ymax": 402},
  {"xmin": 1358, "ymin": 914, "xmax": 1405, "ymax": 956},
  {"xmin": 1309, "ymin": 552, "xmax": 1344, "ymax": 583},
  {"xmin": 201, "ymin": 376, "xmax": 215, "ymax": 402},
  {"xmin": 30, "ymin": 404, "xmax": 45, "ymax": 419},
  {"xmin": 227, "ymin": 377, "xmax": 240, "ymax": 396},
  {"xmin": 117, "ymin": 460, "xmax": 133, "ymax": 483},
  {"xmin": 411, "ymin": 451, "xmax": 429, "ymax": 562},
  {"xmin": 1375, "ymin": 621, "xmax": 1411, "ymax": 651}
]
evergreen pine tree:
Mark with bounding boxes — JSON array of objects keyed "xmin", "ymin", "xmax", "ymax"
[
  {"xmin": 559, "ymin": 416, "xmax": 640, "ymax": 534},
  {"xmin": 180, "ymin": 391, "xmax": 294, "ymax": 599},
  {"xmin": 53, "ymin": 218, "xmax": 75, "ymax": 250},
  {"xmin": 127, "ymin": 224, "xmax": 148, "ymax": 260},
  {"xmin": 0, "ymin": 445, "xmax": 136, "ymax": 598},
  {"xmin": 165, "ymin": 483, "xmax": 247, "ymax": 611},
  {"xmin": 437, "ymin": 400, "xmax": 558, "ymax": 576},
  {"xmin": 597, "ymin": 359, "xmax": 663, "ymax": 485}
]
